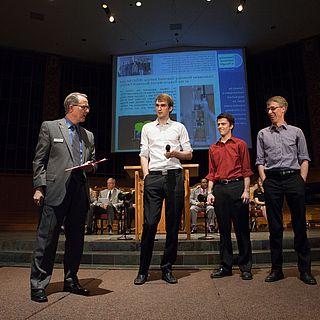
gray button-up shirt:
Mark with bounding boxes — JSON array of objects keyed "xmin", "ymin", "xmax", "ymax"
[{"xmin": 256, "ymin": 123, "xmax": 310, "ymax": 170}]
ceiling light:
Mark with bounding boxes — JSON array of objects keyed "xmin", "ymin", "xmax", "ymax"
[
  {"xmin": 102, "ymin": 3, "xmax": 108, "ymax": 9},
  {"xmin": 136, "ymin": 1, "xmax": 142, "ymax": 6},
  {"xmin": 109, "ymin": 15, "xmax": 115, "ymax": 23},
  {"xmin": 236, "ymin": 0, "xmax": 246, "ymax": 13}
]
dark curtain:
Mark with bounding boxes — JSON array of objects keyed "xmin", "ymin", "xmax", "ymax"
[
  {"xmin": 0, "ymin": 48, "xmax": 46, "ymax": 172},
  {"xmin": 247, "ymin": 43, "xmax": 312, "ymax": 166}
]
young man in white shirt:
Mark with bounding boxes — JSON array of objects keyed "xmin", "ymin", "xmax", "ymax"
[{"xmin": 134, "ymin": 93, "xmax": 193, "ymax": 285}]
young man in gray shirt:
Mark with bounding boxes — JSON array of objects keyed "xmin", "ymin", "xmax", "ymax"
[{"xmin": 256, "ymin": 96, "xmax": 316, "ymax": 285}]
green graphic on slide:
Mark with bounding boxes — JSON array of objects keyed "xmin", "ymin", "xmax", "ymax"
[{"xmin": 134, "ymin": 121, "xmax": 151, "ymax": 133}]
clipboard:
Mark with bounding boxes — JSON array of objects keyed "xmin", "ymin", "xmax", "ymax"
[{"xmin": 65, "ymin": 158, "xmax": 108, "ymax": 172}]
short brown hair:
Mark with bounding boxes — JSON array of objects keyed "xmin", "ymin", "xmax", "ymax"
[
  {"xmin": 155, "ymin": 93, "xmax": 174, "ymax": 107},
  {"xmin": 217, "ymin": 112, "xmax": 235, "ymax": 127},
  {"xmin": 64, "ymin": 92, "xmax": 88, "ymax": 113},
  {"xmin": 266, "ymin": 96, "xmax": 288, "ymax": 109}
]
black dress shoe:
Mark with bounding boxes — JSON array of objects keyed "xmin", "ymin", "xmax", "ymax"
[
  {"xmin": 265, "ymin": 270, "xmax": 284, "ymax": 282},
  {"xmin": 31, "ymin": 289, "xmax": 48, "ymax": 303},
  {"xmin": 300, "ymin": 272, "xmax": 317, "ymax": 285},
  {"xmin": 63, "ymin": 280, "xmax": 90, "ymax": 296},
  {"xmin": 241, "ymin": 271, "xmax": 253, "ymax": 280},
  {"xmin": 134, "ymin": 273, "xmax": 147, "ymax": 285},
  {"xmin": 210, "ymin": 268, "xmax": 232, "ymax": 279},
  {"xmin": 162, "ymin": 271, "xmax": 178, "ymax": 284}
]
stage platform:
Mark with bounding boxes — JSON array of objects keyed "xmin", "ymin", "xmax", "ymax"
[{"xmin": 0, "ymin": 230, "xmax": 320, "ymax": 269}]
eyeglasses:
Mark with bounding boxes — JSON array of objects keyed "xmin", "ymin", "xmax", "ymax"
[
  {"xmin": 73, "ymin": 104, "xmax": 90, "ymax": 111},
  {"xmin": 266, "ymin": 106, "xmax": 282, "ymax": 112}
]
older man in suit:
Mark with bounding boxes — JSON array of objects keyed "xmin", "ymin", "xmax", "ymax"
[
  {"xmin": 31, "ymin": 92, "xmax": 96, "ymax": 302},
  {"xmin": 98, "ymin": 178, "xmax": 122, "ymax": 234}
]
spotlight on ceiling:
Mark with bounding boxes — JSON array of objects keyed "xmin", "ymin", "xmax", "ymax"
[
  {"xmin": 236, "ymin": 0, "xmax": 246, "ymax": 13},
  {"xmin": 101, "ymin": 3, "xmax": 115, "ymax": 23},
  {"xmin": 136, "ymin": 1, "xmax": 142, "ymax": 6}
]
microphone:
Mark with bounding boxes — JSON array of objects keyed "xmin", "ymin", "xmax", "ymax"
[{"xmin": 165, "ymin": 144, "xmax": 170, "ymax": 152}]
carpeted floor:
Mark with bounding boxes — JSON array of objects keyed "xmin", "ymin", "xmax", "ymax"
[{"xmin": 0, "ymin": 266, "xmax": 319, "ymax": 320}]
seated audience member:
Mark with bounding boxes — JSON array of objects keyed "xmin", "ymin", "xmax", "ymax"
[
  {"xmin": 126, "ymin": 190, "xmax": 135, "ymax": 234},
  {"xmin": 85, "ymin": 188, "xmax": 99, "ymax": 234},
  {"xmin": 253, "ymin": 178, "xmax": 267, "ymax": 221},
  {"xmin": 190, "ymin": 178, "xmax": 216, "ymax": 233},
  {"xmin": 98, "ymin": 178, "xmax": 122, "ymax": 234}
]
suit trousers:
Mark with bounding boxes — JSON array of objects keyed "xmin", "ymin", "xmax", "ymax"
[
  {"xmin": 263, "ymin": 173, "xmax": 311, "ymax": 272},
  {"xmin": 190, "ymin": 205, "xmax": 215, "ymax": 226},
  {"xmin": 30, "ymin": 173, "xmax": 88, "ymax": 290},
  {"xmin": 139, "ymin": 171, "xmax": 184, "ymax": 275},
  {"xmin": 213, "ymin": 180, "xmax": 252, "ymax": 272}
]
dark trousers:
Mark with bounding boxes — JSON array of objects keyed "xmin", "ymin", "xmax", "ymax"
[
  {"xmin": 86, "ymin": 204, "xmax": 96, "ymax": 233},
  {"xmin": 139, "ymin": 171, "xmax": 184, "ymax": 275},
  {"xmin": 30, "ymin": 174, "xmax": 88, "ymax": 290},
  {"xmin": 213, "ymin": 180, "xmax": 252, "ymax": 272},
  {"xmin": 264, "ymin": 173, "xmax": 310, "ymax": 272},
  {"xmin": 87, "ymin": 205, "xmax": 117, "ymax": 233}
]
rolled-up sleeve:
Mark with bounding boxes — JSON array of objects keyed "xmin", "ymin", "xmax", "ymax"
[
  {"xmin": 205, "ymin": 147, "xmax": 216, "ymax": 182},
  {"xmin": 139, "ymin": 125, "xmax": 149, "ymax": 158},
  {"xmin": 239, "ymin": 140, "xmax": 253, "ymax": 177},
  {"xmin": 296, "ymin": 128, "xmax": 311, "ymax": 163},
  {"xmin": 179, "ymin": 124, "xmax": 193, "ymax": 152},
  {"xmin": 255, "ymin": 130, "xmax": 265, "ymax": 166}
]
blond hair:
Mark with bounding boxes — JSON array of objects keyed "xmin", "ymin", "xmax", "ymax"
[{"xmin": 266, "ymin": 96, "xmax": 288, "ymax": 109}]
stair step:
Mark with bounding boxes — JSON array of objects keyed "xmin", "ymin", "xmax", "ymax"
[{"xmin": 1, "ymin": 248, "xmax": 320, "ymax": 267}]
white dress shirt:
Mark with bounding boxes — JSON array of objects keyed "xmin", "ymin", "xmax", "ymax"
[{"xmin": 139, "ymin": 118, "xmax": 192, "ymax": 171}]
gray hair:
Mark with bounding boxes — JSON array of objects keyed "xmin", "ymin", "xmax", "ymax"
[{"xmin": 64, "ymin": 92, "xmax": 88, "ymax": 113}]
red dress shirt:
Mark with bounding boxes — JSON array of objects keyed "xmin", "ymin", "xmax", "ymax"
[{"xmin": 206, "ymin": 136, "xmax": 253, "ymax": 183}]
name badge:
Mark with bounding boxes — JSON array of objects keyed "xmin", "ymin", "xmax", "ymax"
[{"xmin": 54, "ymin": 138, "xmax": 64, "ymax": 143}]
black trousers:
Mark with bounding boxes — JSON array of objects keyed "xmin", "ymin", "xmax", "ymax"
[
  {"xmin": 213, "ymin": 180, "xmax": 252, "ymax": 272},
  {"xmin": 264, "ymin": 173, "xmax": 310, "ymax": 272},
  {"xmin": 30, "ymin": 174, "xmax": 88, "ymax": 290},
  {"xmin": 138, "ymin": 171, "xmax": 184, "ymax": 275}
]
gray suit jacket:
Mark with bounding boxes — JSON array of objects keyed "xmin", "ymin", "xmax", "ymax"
[
  {"xmin": 98, "ymin": 188, "xmax": 122, "ymax": 210},
  {"xmin": 33, "ymin": 118, "xmax": 95, "ymax": 206}
]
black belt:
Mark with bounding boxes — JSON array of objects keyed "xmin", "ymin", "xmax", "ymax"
[
  {"xmin": 149, "ymin": 169, "xmax": 182, "ymax": 176},
  {"xmin": 216, "ymin": 177, "xmax": 243, "ymax": 185},
  {"xmin": 265, "ymin": 169, "xmax": 299, "ymax": 178}
]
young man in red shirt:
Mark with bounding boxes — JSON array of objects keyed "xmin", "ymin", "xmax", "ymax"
[{"xmin": 207, "ymin": 113, "xmax": 253, "ymax": 280}]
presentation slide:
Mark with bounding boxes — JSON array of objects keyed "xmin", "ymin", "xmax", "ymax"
[{"xmin": 112, "ymin": 48, "xmax": 251, "ymax": 152}]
